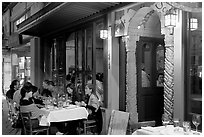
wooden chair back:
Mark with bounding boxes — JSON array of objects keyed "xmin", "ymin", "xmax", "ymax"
[
  {"xmin": 20, "ymin": 112, "xmax": 32, "ymax": 134},
  {"xmin": 100, "ymin": 107, "xmax": 112, "ymax": 135},
  {"xmin": 107, "ymin": 110, "xmax": 129, "ymax": 135}
]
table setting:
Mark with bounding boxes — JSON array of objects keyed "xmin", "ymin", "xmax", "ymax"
[
  {"xmin": 39, "ymin": 96, "xmax": 89, "ymax": 126},
  {"xmin": 132, "ymin": 114, "xmax": 202, "ymax": 135}
]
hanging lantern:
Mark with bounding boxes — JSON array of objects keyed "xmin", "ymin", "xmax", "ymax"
[
  {"xmin": 190, "ymin": 18, "xmax": 198, "ymax": 31},
  {"xmin": 100, "ymin": 30, "xmax": 108, "ymax": 39},
  {"xmin": 164, "ymin": 8, "xmax": 177, "ymax": 35}
]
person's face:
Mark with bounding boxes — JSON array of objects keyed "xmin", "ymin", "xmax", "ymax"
[
  {"xmin": 48, "ymin": 85, "xmax": 54, "ymax": 91},
  {"xmin": 26, "ymin": 91, "xmax": 33, "ymax": 98},
  {"xmin": 85, "ymin": 86, "xmax": 91, "ymax": 95},
  {"xmin": 43, "ymin": 82, "xmax": 48, "ymax": 89},
  {"xmin": 14, "ymin": 81, "xmax": 20, "ymax": 90},
  {"xmin": 67, "ymin": 87, "xmax": 73, "ymax": 94},
  {"xmin": 158, "ymin": 75, "xmax": 164, "ymax": 82},
  {"xmin": 33, "ymin": 90, "xmax": 39, "ymax": 98}
]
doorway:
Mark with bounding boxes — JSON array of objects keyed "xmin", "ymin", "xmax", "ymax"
[{"xmin": 136, "ymin": 36, "xmax": 165, "ymax": 126}]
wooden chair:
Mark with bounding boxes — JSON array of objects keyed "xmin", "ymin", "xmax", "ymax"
[
  {"xmin": 100, "ymin": 107, "xmax": 112, "ymax": 135},
  {"xmin": 83, "ymin": 107, "xmax": 103, "ymax": 135},
  {"xmin": 20, "ymin": 112, "xmax": 49, "ymax": 135},
  {"xmin": 83, "ymin": 119, "xmax": 97, "ymax": 135},
  {"xmin": 107, "ymin": 110, "xmax": 129, "ymax": 135}
]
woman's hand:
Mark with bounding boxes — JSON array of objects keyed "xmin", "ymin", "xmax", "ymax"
[
  {"xmin": 75, "ymin": 101, "xmax": 80, "ymax": 106},
  {"xmin": 44, "ymin": 110, "xmax": 50, "ymax": 117},
  {"xmin": 87, "ymin": 108, "xmax": 92, "ymax": 115},
  {"xmin": 81, "ymin": 101, "xmax": 87, "ymax": 107}
]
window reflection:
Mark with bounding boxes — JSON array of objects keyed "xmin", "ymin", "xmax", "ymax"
[
  {"xmin": 65, "ymin": 19, "xmax": 105, "ymax": 106},
  {"xmin": 95, "ymin": 19, "xmax": 104, "ymax": 106},
  {"xmin": 141, "ymin": 44, "xmax": 150, "ymax": 87},
  {"xmin": 186, "ymin": 11, "xmax": 202, "ymax": 130},
  {"xmin": 190, "ymin": 14, "xmax": 202, "ymax": 95},
  {"xmin": 156, "ymin": 44, "xmax": 164, "ymax": 87}
]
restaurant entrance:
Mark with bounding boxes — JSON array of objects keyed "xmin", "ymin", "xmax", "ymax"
[{"xmin": 136, "ymin": 36, "xmax": 165, "ymax": 126}]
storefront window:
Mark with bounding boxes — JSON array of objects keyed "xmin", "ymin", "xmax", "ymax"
[
  {"xmin": 18, "ymin": 56, "xmax": 31, "ymax": 86},
  {"xmin": 66, "ymin": 33, "xmax": 75, "ymax": 74},
  {"xmin": 186, "ymin": 11, "xmax": 202, "ymax": 131},
  {"xmin": 65, "ymin": 18, "xmax": 105, "ymax": 104},
  {"xmin": 95, "ymin": 19, "xmax": 104, "ymax": 106}
]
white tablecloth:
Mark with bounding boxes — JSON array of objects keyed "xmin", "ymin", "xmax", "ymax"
[
  {"xmin": 40, "ymin": 105, "xmax": 88, "ymax": 126},
  {"xmin": 132, "ymin": 125, "xmax": 201, "ymax": 135}
]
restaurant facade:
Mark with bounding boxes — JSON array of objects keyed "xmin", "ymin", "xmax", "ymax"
[{"xmin": 2, "ymin": 2, "xmax": 202, "ymax": 131}]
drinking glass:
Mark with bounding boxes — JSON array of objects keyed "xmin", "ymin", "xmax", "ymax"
[
  {"xmin": 192, "ymin": 114, "xmax": 201, "ymax": 134},
  {"xmin": 162, "ymin": 114, "xmax": 169, "ymax": 128},
  {"xmin": 58, "ymin": 100, "xmax": 63, "ymax": 109},
  {"xmin": 183, "ymin": 121, "xmax": 191, "ymax": 134}
]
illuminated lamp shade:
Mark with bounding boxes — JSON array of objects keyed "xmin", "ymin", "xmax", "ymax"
[
  {"xmin": 164, "ymin": 8, "xmax": 177, "ymax": 35},
  {"xmin": 190, "ymin": 18, "xmax": 198, "ymax": 31},
  {"xmin": 100, "ymin": 30, "xmax": 108, "ymax": 39}
]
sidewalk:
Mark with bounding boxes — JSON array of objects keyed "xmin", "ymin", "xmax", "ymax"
[{"xmin": 2, "ymin": 95, "xmax": 21, "ymax": 135}]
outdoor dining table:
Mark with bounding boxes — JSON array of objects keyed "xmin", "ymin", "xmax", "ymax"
[
  {"xmin": 132, "ymin": 125, "xmax": 202, "ymax": 135},
  {"xmin": 39, "ymin": 105, "xmax": 89, "ymax": 126}
]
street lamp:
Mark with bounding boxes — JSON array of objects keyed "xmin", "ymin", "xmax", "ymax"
[{"xmin": 164, "ymin": 8, "xmax": 177, "ymax": 35}]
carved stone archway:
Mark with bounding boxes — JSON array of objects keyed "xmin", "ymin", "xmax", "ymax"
[
  {"xmin": 122, "ymin": 2, "xmax": 176, "ymax": 125},
  {"xmin": 120, "ymin": 1, "xmax": 201, "ymax": 126}
]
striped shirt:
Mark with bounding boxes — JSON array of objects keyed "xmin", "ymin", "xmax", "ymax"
[{"xmin": 20, "ymin": 99, "xmax": 49, "ymax": 119}]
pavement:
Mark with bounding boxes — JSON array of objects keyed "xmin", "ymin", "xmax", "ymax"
[{"xmin": 1, "ymin": 95, "xmax": 21, "ymax": 135}]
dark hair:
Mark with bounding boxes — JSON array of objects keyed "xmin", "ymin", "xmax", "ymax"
[
  {"xmin": 10, "ymin": 79, "xmax": 19, "ymax": 89},
  {"xmin": 31, "ymin": 86, "xmax": 38, "ymax": 94},
  {"xmin": 71, "ymin": 76, "xmax": 75, "ymax": 83},
  {"xmin": 23, "ymin": 82, "xmax": 33, "ymax": 87},
  {"xmin": 66, "ymin": 74, "xmax": 72, "ymax": 81},
  {"xmin": 158, "ymin": 73, "xmax": 164, "ymax": 77},
  {"xmin": 87, "ymin": 75, "xmax": 92, "ymax": 81},
  {"xmin": 47, "ymin": 81, "xmax": 55, "ymax": 86},
  {"xmin": 43, "ymin": 80, "xmax": 49, "ymax": 84},
  {"xmin": 20, "ymin": 83, "xmax": 33, "ymax": 99}
]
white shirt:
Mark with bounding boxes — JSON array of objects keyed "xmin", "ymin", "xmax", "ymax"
[{"xmin": 13, "ymin": 89, "xmax": 21, "ymax": 108}]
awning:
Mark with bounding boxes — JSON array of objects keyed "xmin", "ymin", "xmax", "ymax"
[{"xmin": 17, "ymin": 2, "xmax": 132, "ymax": 37}]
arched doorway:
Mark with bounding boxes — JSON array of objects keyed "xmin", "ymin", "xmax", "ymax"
[{"xmin": 125, "ymin": 7, "xmax": 164, "ymax": 125}]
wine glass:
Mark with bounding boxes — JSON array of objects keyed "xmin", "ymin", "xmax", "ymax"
[
  {"xmin": 183, "ymin": 121, "xmax": 191, "ymax": 134},
  {"xmin": 192, "ymin": 114, "xmax": 201, "ymax": 134},
  {"xmin": 173, "ymin": 118, "xmax": 180, "ymax": 132},
  {"xmin": 162, "ymin": 114, "xmax": 169, "ymax": 128}
]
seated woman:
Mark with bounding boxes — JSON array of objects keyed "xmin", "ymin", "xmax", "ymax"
[
  {"xmin": 47, "ymin": 81, "xmax": 64, "ymax": 98},
  {"xmin": 79, "ymin": 83, "xmax": 103, "ymax": 134},
  {"xmin": 157, "ymin": 73, "xmax": 164, "ymax": 87},
  {"xmin": 31, "ymin": 86, "xmax": 44, "ymax": 107},
  {"xmin": 19, "ymin": 82, "xmax": 63, "ymax": 135}
]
